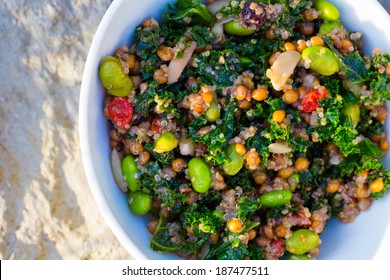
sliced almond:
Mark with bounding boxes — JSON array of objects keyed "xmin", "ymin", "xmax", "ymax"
[
  {"xmin": 111, "ymin": 148, "xmax": 127, "ymax": 192},
  {"xmin": 266, "ymin": 50, "xmax": 301, "ymax": 91},
  {"xmin": 168, "ymin": 41, "xmax": 197, "ymax": 84},
  {"xmin": 268, "ymin": 142, "xmax": 292, "ymax": 154}
]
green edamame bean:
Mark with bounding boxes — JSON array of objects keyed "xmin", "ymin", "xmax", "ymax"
[
  {"xmin": 128, "ymin": 191, "xmax": 152, "ymax": 215},
  {"xmin": 212, "ymin": 209, "xmax": 224, "ymax": 220},
  {"xmin": 99, "ymin": 56, "xmax": 133, "ymax": 97},
  {"xmin": 314, "ymin": 0, "xmax": 340, "ymax": 21},
  {"xmin": 188, "ymin": 157, "xmax": 212, "ymax": 193},
  {"xmin": 343, "ymin": 104, "xmax": 360, "ymax": 128},
  {"xmin": 224, "ymin": 21, "xmax": 255, "ymax": 36},
  {"xmin": 205, "ymin": 101, "xmax": 220, "ymax": 123},
  {"xmin": 301, "ymin": 46, "xmax": 340, "ymax": 76},
  {"xmin": 222, "ymin": 144, "xmax": 245, "ymax": 176},
  {"xmin": 286, "ymin": 229, "xmax": 320, "ymax": 255},
  {"xmin": 289, "ymin": 254, "xmax": 310, "ymax": 260},
  {"xmin": 121, "ymin": 155, "xmax": 141, "ymax": 192},
  {"xmin": 259, "ymin": 189, "xmax": 292, "ymax": 207},
  {"xmin": 154, "ymin": 131, "xmax": 178, "ymax": 153},
  {"xmin": 319, "ymin": 21, "xmax": 343, "ymax": 36}
]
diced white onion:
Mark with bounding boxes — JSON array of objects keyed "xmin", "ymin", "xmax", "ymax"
[{"xmin": 179, "ymin": 138, "xmax": 195, "ymax": 156}]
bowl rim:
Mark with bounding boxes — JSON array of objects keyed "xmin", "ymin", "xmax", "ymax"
[
  {"xmin": 79, "ymin": 0, "xmax": 148, "ymax": 260},
  {"xmin": 79, "ymin": 0, "xmax": 390, "ymax": 260}
]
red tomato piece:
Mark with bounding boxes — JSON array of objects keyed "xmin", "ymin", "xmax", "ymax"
[
  {"xmin": 271, "ymin": 239, "xmax": 285, "ymax": 259},
  {"xmin": 108, "ymin": 97, "xmax": 133, "ymax": 130},
  {"xmin": 300, "ymin": 88, "xmax": 328, "ymax": 113},
  {"xmin": 151, "ymin": 118, "xmax": 163, "ymax": 133}
]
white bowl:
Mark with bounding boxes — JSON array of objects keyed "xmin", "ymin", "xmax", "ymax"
[{"xmin": 80, "ymin": 0, "xmax": 390, "ymax": 260}]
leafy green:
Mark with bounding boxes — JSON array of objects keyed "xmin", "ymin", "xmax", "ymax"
[
  {"xmin": 191, "ymin": 49, "xmax": 243, "ymax": 87},
  {"xmin": 183, "ymin": 204, "xmax": 221, "ymax": 235},
  {"xmin": 225, "ymin": 170, "xmax": 253, "ymax": 192},
  {"xmin": 133, "ymin": 81, "xmax": 159, "ymax": 115},
  {"xmin": 188, "ymin": 101, "xmax": 236, "ymax": 165},
  {"xmin": 187, "ymin": 25, "xmax": 216, "ymax": 47},
  {"xmin": 340, "ymin": 52, "xmax": 369, "ymax": 83},
  {"xmin": 236, "ymin": 197, "xmax": 261, "ymax": 221},
  {"xmin": 150, "ymin": 219, "xmax": 178, "ymax": 252},
  {"xmin": 165, "ymin": 0, "xmax": 215, "ymax": 25},
  {"xmin": 358, "ymin": 138, "xmax": 384, "ymax": 158},
  {"xmin": 133, "ymin": 25, "xmax": 161, "ymax": 80}
]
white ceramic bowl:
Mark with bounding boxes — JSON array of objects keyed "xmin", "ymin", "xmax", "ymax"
[{"xmin": 80, "ymin": 0, "xmax": 390, "ymax": 260}]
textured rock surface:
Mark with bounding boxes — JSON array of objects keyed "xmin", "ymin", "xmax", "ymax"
[
  {"xmin": 0, "ymin": 0, "xmax": 389, "ymax": 260},
  {"xmin": 0, "ymin": 0, "xmax": 131, "ymax": 259}
]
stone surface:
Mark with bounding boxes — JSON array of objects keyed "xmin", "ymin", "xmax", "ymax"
[
  {"xmin": 0, "ymin": 0, "xmax": 131, "ymax": 259},
  {"xmin": 0, "ymin": 0, "xmax": 389, "ymax": 260}
]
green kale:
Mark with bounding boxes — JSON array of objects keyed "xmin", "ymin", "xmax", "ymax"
[
  {"xmin": 150, "ymin": 218, "xmax": 208, "ymax": 254},
  {"xmin": 356, "ymin": 107, "xmax": 383, "ymax": 137},
  {"xmin": 358, "ymin": 138, "xmax": 384, "ymax": 159},
  {"xmin": 133, "ymin": 81, "xmax": 159, "ymax": 115},
  {"xmin": 188, "ymin": 101, "xmax": 236, "ymax": 165},
  {"xmin": 191, "ymin": 49, "xmax": 243, "ymax": 87},
  {"xmin": 183, "ymin": 204, "xmax": 221, "ymax": 235},
  {"xmin": 150, "ymin": 219, "xmax": 177, "ymax": 252},
  {"xmin": 186, "ymin": 25, "xmax": 216, "ymax": 47},
  {"xmin": 331, "ymin": 121, "xmax": 359, "ymax": 156},
  {"xmin": 165, "ymin": 0, "xmax": 215, "ymax": 25},
  {"xmin": 225, "ymin": 169, "xmax": 253, "ymax": 192},
  {"xmin": 236, "ymin": 196, "xmax": 261, "ymax": 221},
  {"xmin": 339, "ymin": 52, "xmax": 369, "ymax": 83},
  {"xmin": 133, "ymin": 25, "xmax": 161, "ymax": 80},
  {"xmin": 206, "ymin": 240, "xmax": 264, "ymax": 260},
  {"xmin": 319, "ymin": 76, "xmax": 341, "ymax": 97},
  {"xmin": 245, "ymin": 130, "xmax": 271, "ymax": 164}
]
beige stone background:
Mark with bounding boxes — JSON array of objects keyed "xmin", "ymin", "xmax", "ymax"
[{"xmin": 0, "ymin": 0, "xmax": 389, "ymax": 260}]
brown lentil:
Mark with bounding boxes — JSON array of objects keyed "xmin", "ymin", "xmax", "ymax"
[
  {"xmin": 295, "ymin": 157, "xmax": 310, "ymax": 171},
  {"xmin": 172, "ymin": 158, "xmax": 187, "ymax": 173},
  {"xmin": 303, "ymin": 8, "xmax": 318, "ymax": 21},
  {"xmin": 251, "ymin": 88, "xmax": 268, "ymax": 101},
  {"xmin": 235, "ymin": 85, "xmax": 248, "ymax": 101},
  {"xmin": 296, "ymin": 40, "xmax": 307, "ymax": 53},
  {"xmin": 153, "ymin": 68, "xmax": 168, "ymax": 84},
  {"xmin": 239, "ymin": 100, "xmax": 251, "ymax": 109},
  {"xmin": 253, "ymin": 170, "xmax": 268, "ymax": 185},
  {"xmin": 138, "ymin": 151, "xmax": 151, "ymax": 165},
  {"xmin": 283, "ymin": 89, "xmax": 299, "ymax": 104},
  {"xmin": 129, "ymin": 140, "xmax": 144, "ymax": 155},
  {"xmin": 209, "ymin": 233, "xmax": 219, "ymax": 243},
  {"xmin": 275, "ymin": 225, "xmax": 287, "ymax": 238},
  {"xmin": 380, "ymin": 139, "xmax": 389, "ymax": 151},
  {"xmin": 326, "ymin": 179, "xmax": 340, "ymax": 193},
  {"xmin": 369, "ymin": 178, "xmax": 384, "ymax": 193},
  {"xmin": 272, "ymin": 110, "xmax": 286, "ymax": 123},
  {"xmin": 284, "ymin": 42, "xmax": 296, "ymax": 51},
  {"xmin": 278, "ymin": 166, "xmax": 295, "ymax": 179},
  {"xmin": 235, "ymin": 143, "xmax": 247, "ymax": 156},
  {"xmin": 157, "ymin": 45, "xmax": 174, "ymax": 61},
  {"xmin": 298, "ymin": 22, "xmax": 315, "ymax": 36},
  {"xmin": 310, "ymin": 36, "xmax": 324, "ymax": 46},
  {"xmin": 147, "ymin": 219, "xmax": 160, "ymax": 234},
  {"xmin": 248, "ymin": 229, "xmax": 257, "ymax": 241}
]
